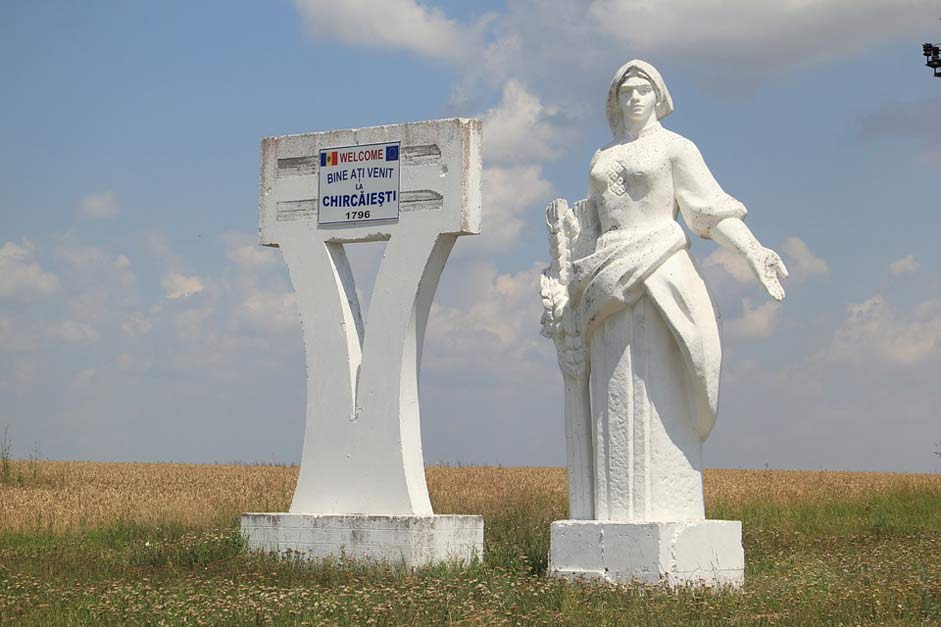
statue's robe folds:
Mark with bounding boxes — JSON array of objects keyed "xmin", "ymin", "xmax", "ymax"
[{"xmin": 570, "ymin": 128, "xmax": 746, "ymax": 522}]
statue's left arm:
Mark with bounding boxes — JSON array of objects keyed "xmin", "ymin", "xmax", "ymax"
[{"xmin": 672, "ymin": 137, "xmax": 788, "ymax": 301}]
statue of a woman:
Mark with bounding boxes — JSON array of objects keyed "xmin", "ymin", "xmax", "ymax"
[{"xmin": 541, "ymin": 60, "xmax": 787, "ymax": 522}]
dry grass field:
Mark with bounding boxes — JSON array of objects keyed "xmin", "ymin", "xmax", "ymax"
[
  {"xmin": 1, "ymin": 461, "xmax": 940, "ymax": 624},
  {"xmin": 4, "ymin": 461, "xmax": 937, "ymax": 533}
]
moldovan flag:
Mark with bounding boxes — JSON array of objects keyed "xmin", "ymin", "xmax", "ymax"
[{"xmin": 320, "ymin": 151, "xmax": 338, "ymax": 167}]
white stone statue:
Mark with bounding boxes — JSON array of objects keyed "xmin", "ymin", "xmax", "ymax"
[{"xmin": 541, "ymin": 60, "xmax": 787, "ymax": 586}]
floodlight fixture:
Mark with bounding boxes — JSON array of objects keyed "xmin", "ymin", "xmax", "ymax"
[{"xmin": 924, "ymin": 43, "xmax": 941, "ymax": 77}]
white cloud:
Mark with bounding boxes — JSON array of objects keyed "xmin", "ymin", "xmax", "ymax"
[
  {"xmin": 222, "ymin": 231, "xmax": 299, "ymax": 332},
  {"xmin": 826, "ymin": 295, "xmax": 941, "ymax": 366},
  {"xmin": 65, "ymin": 293, "xmax": 107, "ymax": 326},
  {"xmin": 293, "ymin": 0, "xmax": 478, "ymax": 62},
  {"xmin": 781, "ymin": 236, "xmax": 828, "ymax": 281},
  {"xmin": 469, "ymin": 1, "xmax": 612, "ymax": 94},
  {"xmin": 121, "ymin": 313, "xmax": 154, "ymax": 337},
  {"xmin": 721, "ymin": 357, "xmax": 762, "ymax": 385},
  {"xmin": 113, "ymin": 254, "xmax": 135, "ymax": 287},
  {"xmin": 79, "ymin": 191, "xmax": 120, "ymax": 219},
  {"xmin": 889, "ymin": 255, "xmax": 919, "ymax": 276},
  {"xmin": 161, "ymin": 272, "xmax": 205, "ymax": 300},
  {"xmin": 143, "ymin": 229, "xmax": 183, "ymax": 269},
  {"xmin": 483, "ymin": 80, "xmax": 566, "ymax": 163},
  {"xmin": 57, "ymin": 239, "xmax": 107, "ymax": 268},
  {"xmin": 236, "ymin": 290, "xmax": 298, "ymax": 333},
  {"xmin": 703, "ymin": 247, "xmax": 754, "ymax": 284},
  {"xmin": 314, "ymin": 0, "xmax": 932, "ymax": 103},
  {"xmin": 0, "ymin": 240, "xmax": 60, "ymax": 298},
  {"xmin": 172, "ymin": 304, "xmax": 272, "ymax": 370},
  {"xmin": 291, "ymin": 0, "xmax": 935, "ymax": 128},
  {"xmin": 726, "ymin": 298, "xmax": 782, "ymax": 340},
  {"xmin": 174, "ymin": 306, "xmax": 215, "ymax": 344},
  {"xmin": 460, "ymin": 165, "xmax": 554, "ymax": 255},
  {"xmin": 426, "ymin": 262, "xmax": 550, "ymax": 376},
  {"xmin": 587, "ymin": 0, "xmax": 931, "ymax": 83},
  {"xmin": 448, "ymin": 0, "xmax": 940, "ymax": 113},
  {"xmin": 48, "ymin": 320, "xmax": 99, "ymax": 344},
  {"xmin": 224, "ymin": 232, "xmax": 278, "ymax": 271},
  {"xmin": 56, "ymin": 237, "xmax": 136, "ymax": 291}
]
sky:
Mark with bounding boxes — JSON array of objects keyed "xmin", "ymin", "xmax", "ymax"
[{"xmin": 1, "ymin": 0, "xmax": 940, "ymax": 472}]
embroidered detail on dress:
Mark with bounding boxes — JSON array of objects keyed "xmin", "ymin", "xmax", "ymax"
[{"xmin": 606, "ymin": 160, "xmax": 627, "ymax": 196}]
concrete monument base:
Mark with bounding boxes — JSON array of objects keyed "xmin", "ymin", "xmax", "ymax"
[
  {"xmin": 241, "ymin": 514, "xmax": 483, "ymax": 567},
  {"xmin": 549, "ymin": 519, "xmax": 743, "ymax": 588}
]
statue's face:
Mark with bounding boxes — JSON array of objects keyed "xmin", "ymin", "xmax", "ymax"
[{"xmin": 618, "ymin": 75, "xmax": 657, "ymax": 125}]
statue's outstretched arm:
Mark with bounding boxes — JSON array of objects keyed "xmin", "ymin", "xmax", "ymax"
[
  {"xmin": 712, "ymin": 218, "xmax": 788, "ymax": 301},
  {"xmin": 672, "ymin": 137, "xmax": 787, "ymax": 301}
]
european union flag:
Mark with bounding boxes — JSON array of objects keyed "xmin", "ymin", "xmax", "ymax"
[{"xmin": 385, "ymin": 145, "xmax": 399, "ymax": 161}]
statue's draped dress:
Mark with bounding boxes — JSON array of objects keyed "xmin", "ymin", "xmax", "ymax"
[{"xmin": 571, "ymin": 124, "xmax": 746, "ymax": 521}]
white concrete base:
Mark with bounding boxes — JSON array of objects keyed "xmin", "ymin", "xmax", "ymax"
[
  {"xmin": 549, "ymin": 519, "xmax": 743, "ymax": 588},
  {"xmin": 241, "ymin": 514, "xmax": 484, "ymax": 568}
]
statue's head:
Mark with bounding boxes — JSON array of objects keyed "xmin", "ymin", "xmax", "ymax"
[{"xmin": 606, "ymin": 60, "xmax": 673, "ymax": 138}]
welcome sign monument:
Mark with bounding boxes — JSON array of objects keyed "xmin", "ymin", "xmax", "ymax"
[{"xmin": 241, "ymin": 118, "xmax": 484, "ymax": 566}]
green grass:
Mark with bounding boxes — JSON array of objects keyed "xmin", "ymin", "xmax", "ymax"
[{"xmin": 2, "ymin": 474, "xmax": 940, "ymax": 625}]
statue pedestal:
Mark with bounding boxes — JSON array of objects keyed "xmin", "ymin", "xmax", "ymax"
[
  {"xmin": 241, "ymin": 514, "xmax": 483, "ymax": 568},
  {"xmin": 549, "ymin": 519, "xmax": 743, "ymax": 588}
]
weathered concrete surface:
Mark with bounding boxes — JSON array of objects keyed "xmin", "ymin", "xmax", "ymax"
[
  {"xmin": 549, "ymin": 519, "xmax": 743, "ymax": 588},
  {"xmin": 246, "ymin": 118, "xmax": 484, "ymax": 568},
  {"xmin": 258, "ymin": 118, "xmax": 481, "ymax": 517},
  {"xmin": 241, "ymin": 514, "xmax": 483, "ymax": 567}
]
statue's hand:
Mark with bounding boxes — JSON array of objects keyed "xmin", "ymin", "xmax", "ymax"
[
  {"xmin": 748, "ymin": 247, "xmax": 789, "ymax": 301},
  {"xmin": 546, "ymin": 198, "xmax": 569, "ymax": 229}
]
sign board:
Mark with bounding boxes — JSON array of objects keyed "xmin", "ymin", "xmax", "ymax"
[{"xmin": 317, "ymin": 141, "xmax": 400, "ymax": 224}]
